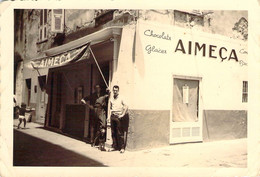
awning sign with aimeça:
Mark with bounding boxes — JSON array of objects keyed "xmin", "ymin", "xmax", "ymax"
[{"xmin": 31, "ymin": 42, "xmax": 91, "ymax": 69}]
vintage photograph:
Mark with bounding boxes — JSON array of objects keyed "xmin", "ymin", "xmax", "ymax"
[{"xmin": 13, "ymin": 9, "xmax": 248, "ymax": 168}]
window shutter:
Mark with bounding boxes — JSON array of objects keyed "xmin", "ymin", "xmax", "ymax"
[
  {"xmin": 40, "ymin": 10, "xmax": 43, "ymax": 26},
  {"xmin": 39, "ymin": 27, "xmax": 43, "ymax": 41},
  {"xmin": 43, "ymin": 25, "xmax": 47, "ymax": 39},
  {"xmin": 44, "ymin": 9, "xmax": 47, "ymax": 24},
  {"xmin": 39, "ymin": 9, "xmax": 48, "ymax": 41},
  {"xmin": 51, "ymin": 9, "xmax": 64, "ymax": 33}
]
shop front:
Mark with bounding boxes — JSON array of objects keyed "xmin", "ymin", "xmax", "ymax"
[
  {"xmin": 30, "ymin": 20, "xmax": 247, "ymax": 151},
  {"xmin": 113, "ymin": 20, "xmax": 247, "ymax": 150},
  {"xmin": 46, "ymin": 42, "xmax": 112, "ymax": 140},
  {"xmin": 31, "ymin": 27, "xmax": 122, "ymax": 141}
]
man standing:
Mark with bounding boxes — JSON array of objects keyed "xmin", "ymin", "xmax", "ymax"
[
  {"xmin": 109, "ymin": 85, "xmax": 128, "ymax": 153},
  {"xmin": 92, "ymin": 93, "xmax": 109, "ymax": 151},
  {"xmin": 14, "ymin": 95, "xmax": 18, "ymax": 119},
  {"xmin": 81, "ymin": 84, "xmax": 103, "ymax": 144}
]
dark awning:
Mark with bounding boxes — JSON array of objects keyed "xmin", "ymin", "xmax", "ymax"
[{"xmin": 31, "ymin": 42, "xmax": 91, "ymax": 69}]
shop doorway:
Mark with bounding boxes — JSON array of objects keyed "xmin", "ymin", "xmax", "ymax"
[
  {"xmin": 90, "ymin": 62, "xmax": 110, "ymax": 93},
  {"xmin": 45, "ymin": 40, "xmax": 114, "ymax": 140},
  {"xmin": 87, "ymin": 61, "xmax": 110, "ymax": 140},
  {"xmin": 25, "ymin": 78, "xmax": 31, "ymax": 106},
  {"xmin": 61, "ymin": 64, "xmax": 91, "ymax": 140},
  {"xmin": 37, "ymin": 75, "xmax": 47, "ymax": 124},
  {"xmin": 49, "ymin": 72, "xmax": 62, "ymax": 128},
  {"xmin": 65, "ymin": 104, "xmax": 86, "ymax": 138},
  {"xmin": 170, "ymin": 76, "xmax": 203, "ymax": 144}
]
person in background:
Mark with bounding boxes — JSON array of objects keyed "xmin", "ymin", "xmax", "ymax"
[
  {"xmin": 13, "ymin": 95, "xmax": 18, "ymax": 119},
  {"xmin": 17, "ymin": 103, "xmax": 32, "ymax": 129},
  {"xmin": 81, "ymin": 84, "xmax": 104, "ymax": 145},
  {"xmin": 92, "ymin": 90, "xmax": 110, "ymax": 151},
  {"xmin": 109, "ymin": 85, "xmax": 128, "ymax": 153}
]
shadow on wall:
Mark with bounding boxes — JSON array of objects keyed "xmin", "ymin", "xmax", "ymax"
[{"xmin": 133, "ymin": 29, "xmax": 145, "ymax": 79}]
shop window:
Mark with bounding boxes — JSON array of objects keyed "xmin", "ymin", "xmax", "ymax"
[
  {"xmin": 172, "ymin": 78, "xmax": 199, "ymax": 122},
  {"xmin": 242, "ymin": 81, "xmax": 248, "ymax": 103},
  {"xmin": 51, "ymin": 9, "xmax": 64, "ymax": 33},
  {"xmin": 39, "ymin": 9, "xmax": 48, "ymax": 42},
  {"xmin": 74, "ymin": 86, "xmax": 84, "ymax": 104}
]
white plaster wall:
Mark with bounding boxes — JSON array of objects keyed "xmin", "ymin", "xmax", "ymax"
[
  {"xmin": 15, "ymin": 63, "xmax": 24, "ymax": 106},
  {"xmin": 22, "ymin": 61, "xmax": 48, "ymax": 105},
  {"xmin": 116, "ymin": 20, "xmax": 247, "ymax": 111},
  {"xmin": 139, "ymin": 10, "xmax": 247, "ymax": 41},
  {"xmin": 65, "ymin": 10, "xmax": 95, "ymax": 31},
  {"xmin": 112, "ymin": 23, "xmax": 136, "ymax": 107}
]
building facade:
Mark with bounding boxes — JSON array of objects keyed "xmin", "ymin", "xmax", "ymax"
[{"xmin": 14, "ymin": 9, "xmax": 248, "ymax": 150}]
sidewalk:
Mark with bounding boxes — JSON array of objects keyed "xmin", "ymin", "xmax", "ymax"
[{"xmin": 13, "ymin": 119, "xmax": 247, "ymax": 168}]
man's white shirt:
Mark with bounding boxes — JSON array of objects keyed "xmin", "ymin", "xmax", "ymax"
[{"xmin": 110, "ymin": 95, "xmax": 126, "ymax": 114}]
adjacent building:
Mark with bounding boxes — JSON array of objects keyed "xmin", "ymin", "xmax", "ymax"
[{"xmin": 14, "ymin": 9, "xmax": 248, "ymax": 150}]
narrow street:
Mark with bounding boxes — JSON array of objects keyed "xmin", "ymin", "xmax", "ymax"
[
  {"xmin": 13, "ymin": 119, "xmax": 247, "ymax": 168},
  {"xmin": 13, "ymin": 130, "xmax": 106, "ymax": 166}
]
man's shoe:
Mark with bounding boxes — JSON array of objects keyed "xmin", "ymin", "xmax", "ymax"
[
  {"xmin": 120, "ymin": 149, "xmax": 125, "ymax": 153},
  {"xmin": 100, "ymin": 146, "xmax": 106, "ymax": 151},
  {"xmin": 90, "ymin": 140, "xmax": 95, "ymax": 147},
  {"xmin": 108, "ymin": 147, "xmax": 118, "ymax": 152}
]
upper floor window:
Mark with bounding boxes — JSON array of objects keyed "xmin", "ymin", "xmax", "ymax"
[
  {"xmin": 51, "ymin": 9, "xmax": 64, "ymax": 33},
  {"xmin": 38, "ymin": 9, "xmax": 64, "ymax": 43},
  {"xmin": 39, "ymin": 9, "xmax": 48, "ymax": 42},
  {"xmin": 242, "ymin": 81, "xmax": 248, "ymax": 103}
]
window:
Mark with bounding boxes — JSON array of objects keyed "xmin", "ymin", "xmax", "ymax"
[
  {"xmin": 242, "ymin": 81, "xmax": 248, "ymax": 103},
  {"xmin": 51, "ymin": 9, "xmax": 64, "ymax": 33},
  {"xmin": 39, "ymin": 9, "xmax": 48, "ymax": 42}
]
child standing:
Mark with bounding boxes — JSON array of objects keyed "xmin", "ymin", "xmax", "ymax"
[{"xmin": 17, "ymin": 103, "xmax": 32, "ymax": 129}]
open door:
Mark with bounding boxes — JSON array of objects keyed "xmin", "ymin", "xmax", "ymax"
[
  {"xmin": 170, "ymin": 76, "xmax": 203, "ymax": 144},
  {"xmin": 37, "ymin": 75, "xmax": 47, "ymax": 124}
]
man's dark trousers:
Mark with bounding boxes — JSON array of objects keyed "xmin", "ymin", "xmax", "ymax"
[{"xmin": 110, "ymin": 114, "xmax": 125, "ymax": 150}]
